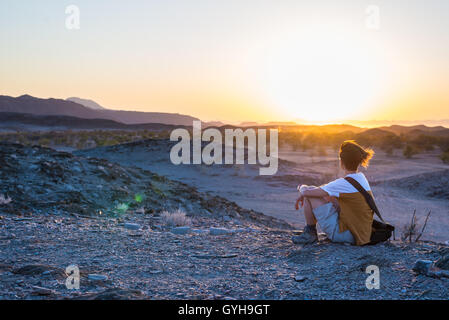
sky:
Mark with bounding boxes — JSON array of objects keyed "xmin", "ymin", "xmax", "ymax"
[{"xmin": 1, "ymin": 0, "xmax": 449, "ymax": 124}]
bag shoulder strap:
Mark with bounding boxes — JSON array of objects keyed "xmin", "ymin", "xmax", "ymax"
[{"xmin": 344, "ymin": 176, "xmax": 385, "ymax": 223}]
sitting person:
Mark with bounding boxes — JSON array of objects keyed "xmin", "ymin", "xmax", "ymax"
[{"xmin": 293, "ymin": 140, "xmax": 375, "ymax": 245}]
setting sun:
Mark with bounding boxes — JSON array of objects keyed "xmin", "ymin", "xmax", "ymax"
[
  {"xmin": 1, "ymin": 1, "xmax": 448, "ymax": 125},
  {"xmin": 260, "ymin": 26, "xmax": 391, "ymax": 122}
]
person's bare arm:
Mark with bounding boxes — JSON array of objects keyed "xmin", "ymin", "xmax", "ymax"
[
  {"xmin": 300, "ymin": 186, "xmax": 328, "ymax": 198},
  {"xmin": 295, "ymin": 185, "xmax": 339, "ymax": 212},
  {"xmin": 295, "ymin": 185, "xmax": 327, "ymax": 210}
]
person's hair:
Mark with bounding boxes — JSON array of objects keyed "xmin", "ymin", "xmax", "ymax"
[{"xmin": 339, "ymin": 140, "xmax": 374, "ymax": 171}]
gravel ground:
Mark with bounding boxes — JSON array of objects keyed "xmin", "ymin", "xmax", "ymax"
[{"xmin": 0, "ymin": 213, "xmax": 448, "ymax": 300}]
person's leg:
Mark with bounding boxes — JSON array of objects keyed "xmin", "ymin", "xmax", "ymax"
[
  {"xmin": 292, "ymin": 196, "xmax": 329, "ymax": 244},
  {"xmin": 307, "ymin": 197, "xmax": 353, "ymax": 244},
  {"xmin": 303, "ymin": 196, "xmax": 329, "ymax": 226},
  {"xmin": 302, "ymin": 197, "xmax": 317, "ymax": 226}
]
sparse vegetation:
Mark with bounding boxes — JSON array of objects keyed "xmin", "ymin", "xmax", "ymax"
[
  {"xmin": 276, "ymin": 127, "xmax": 449, "ymax": 162},
  {"xmin": 161, "ymin": 209, "xmax": 192, "ymax": 227},
  {"xmin": 0, "ymin": 194, "xmax": 12, "ymax": 205},
  {"xmin": 2, "ymin": 125, "xmax": 448, "ymax": 162},
  {"xmin": 440, "ymin": 151, "xmax": 449, "ymax": 164},
  {"xmin": 401, "ymin": 209, "xmax": 431, "ymax": 243},
  {"xmin": 403, "ymin": 144, "xmax": 420, "ymax": 159},
  {"xmin": 0, "ymin": 130, "xmax": 168, "ymax": 150}
]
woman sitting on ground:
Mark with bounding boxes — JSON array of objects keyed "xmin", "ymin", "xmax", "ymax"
[{"xmin": 293, "ymin": 140, "xmax": 375, "ymax": 245}]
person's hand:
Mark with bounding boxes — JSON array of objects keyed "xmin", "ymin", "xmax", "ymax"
[
  {"xmin": 295, "ymin": 194, "xmax": 304, "ymax": 210},
  {"xmin": 327, "ymin": 196, "xmax": 340, "ymax": 213}
]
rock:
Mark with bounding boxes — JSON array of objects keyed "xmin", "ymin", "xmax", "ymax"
[
  {"xmin": 72, "ymin": 166, "xmax": 82, "ymax": 173},
  {"xmin": 31, "ymin": 286, "xmax": 54, "ymax": 296},
  {"xmin": 171, "ymin": 226, "xmax": 191, "ymax": 235},
  {"xmin": 233, "ymin": 219, "xmax": 242, "ymax": 225},
  {"xmin": 148, "ymin": 269, "xmax": 164, "ymax": 275},
  {"xmin": 223, "ymin": 215, "xmax": 232, "ymax": 222},
  {"xmin": 192, "ymin": 229, "xmax": 208, "ymax": 234},
  {"xmin": 128, "ymin": 233, "xmax": 143, "ymax": 237},
  {"xmin": 431, "ymin": 270, "xmax": 449, "ymax": 278},
  {"xmin": 88, "ymin": 274, "xmax": 108, "ymax": 281},
  {"xmin": 123, "ymin": 223, "xmax": 141, "ymax": 230},
  {"xmin": 210, "ymin": 227, "xmax": 233, "ymax": 235},
  {"xmin": 435, "ymin": 254, "xmax": 449, "ymax": 270},
  {"xmin": 12, "ymin": 265, "xmax": 66, "ymax": 279},
  {"xmin": 412, "ymin": 260, "xmax": 434, "ymax": 275},
  {"xmin": 75, "ymin": 288, "xmax": 145, "ymax": 300},
  {"xmin": 294, "ymin": 275, "xmax": 307, "ymax": 282},
  {"xmin": 192, "ymin": 253, "xmax": 238, "ymax": 259}
]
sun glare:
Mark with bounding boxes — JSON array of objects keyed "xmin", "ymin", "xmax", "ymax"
[{"xmin": 261, "ymin": 27, "xmax": 389, "ymax": 123}]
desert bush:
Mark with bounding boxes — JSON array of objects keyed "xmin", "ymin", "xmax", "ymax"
[
  {"xmin": 440, "ymin": 151, "xmax": 449, "ymax": 164},
  {"xmin": 412, "ymin": 134, "xmax": 437, "ymax": 151},
  {"xmin": 401, "ymin": 209, "xmax": 431, "ymax": 243},
  {"xmin": 403, "ymin": 144, "xmax": 419, "ymax": 159},
  {"xmin": 160, "ymin": 209, "xmax": 191, "ymax": 227},
  {"xmin": 0, "ymin": 194, "xmax": 12, "ymax": 205}
]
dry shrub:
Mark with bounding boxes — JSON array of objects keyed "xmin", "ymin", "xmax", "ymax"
[
  {"xmin": 0, "ymin": 194, "xmax": 12, "ymax": 205},
  {"xmin": 401, "ymin": 209, "xmax": 431, "ymax": 243},
  {"xmin": 161, "ymin": 209, "xmax": 191, "ymax": 227},
  {"xmin": 135, "ymin": 207, "xmax": 145, "ymax": 214}
]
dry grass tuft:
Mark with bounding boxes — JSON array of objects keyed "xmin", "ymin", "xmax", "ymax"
[
  {"xmin": 401, "ymin": 209, "xmax": 431, "ymax": 243},
  {"xmin": 160, "ymin": 209, "xmax": 192, "ymax": 227},
  {"xmin": 0, "ymin": 194, "xmax": 12, "ymax": 205}
]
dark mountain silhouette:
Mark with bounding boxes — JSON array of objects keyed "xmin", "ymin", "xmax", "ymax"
[
  {"xmin": 0, "ymin": 112, "xmax": 187, "ymax": 131},
  {"xmin": 0, "ymin": 94, "xmax": 199, "ymax": 125}
]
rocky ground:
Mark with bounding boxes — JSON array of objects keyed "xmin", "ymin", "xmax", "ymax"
[
  {"xmin": 1, "ymin": 213, "xmax": 448, "ymax": 300},
  {"xmin": 1, "ymin": 142, "xmax": 448, "ymax": 300}
]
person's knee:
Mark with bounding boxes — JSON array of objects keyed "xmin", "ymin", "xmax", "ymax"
[{"xmin": 307, "ymin": 197, "xmax": 328, "ymax": 209}]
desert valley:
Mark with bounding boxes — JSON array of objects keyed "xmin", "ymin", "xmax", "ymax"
[{"xmin": 0, "ymin": 94, "xmax": 448, "ymax": 299}]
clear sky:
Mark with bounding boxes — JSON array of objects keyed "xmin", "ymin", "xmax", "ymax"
[{"xmin": 1, "ymin": 0, "xmax": 448, "ymax": 124}]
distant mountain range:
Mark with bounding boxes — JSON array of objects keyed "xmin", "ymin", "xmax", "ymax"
[
  {"xmin": 66, "ymin": 97, "xmax": 106, "ymax": 110},
  {"xmin": 0, "ymin": 94, "xmax": 199, "ymax": 125},
  {"xmin": 345, "ymin": 119, "xmax": 449, "ymax": 129},
  {"xmin": 379, "ymin": 124, "xmax": 449, "ymax": 135},
  {"xmin": 1, "ymin": 112, "xmax": 449, "ymax": 139},
  {"xmin": 1, "ymin": 94, "xmax": 448, "ymax": 135},
  {"xmin": 0, "ymin": 112, "xmax": 188, "ymax": 132}
]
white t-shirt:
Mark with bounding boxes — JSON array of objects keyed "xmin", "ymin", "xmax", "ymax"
[{"xmin": 320, "ymin": 172, "xmax": 371, "ymax": 198}]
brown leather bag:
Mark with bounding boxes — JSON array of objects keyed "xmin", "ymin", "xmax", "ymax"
[{"xmin": 344, "ymin": 177, "xmax": 395, "ymax": 245}]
